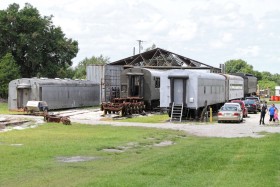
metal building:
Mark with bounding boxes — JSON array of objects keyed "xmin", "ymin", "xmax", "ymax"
[
  {"xmin": 8, "ymin": 78, "xmax": 100, "ymax": 110},
  {"xmin": 86, "ymin": 65, "xmax": 123, "ymax": 102}
]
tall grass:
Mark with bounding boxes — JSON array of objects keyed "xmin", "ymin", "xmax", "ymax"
[{"xmin": 1, "ymin": 123, "xmax": 280, "ymax": 187}]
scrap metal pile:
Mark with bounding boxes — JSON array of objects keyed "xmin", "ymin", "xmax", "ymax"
[
  {"xmin": 101, "ymin": 97, "xmax": 145, "ymax": 116},
  {"xmin": 44, "ymin": 114, "xmax": 71, "ymax": 125}
]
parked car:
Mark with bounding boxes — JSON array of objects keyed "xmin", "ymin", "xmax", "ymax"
[
  {"xmin": 245, "ymin": 96, "xmax": 261, "ymax": 111},
  {"xmin": 231, "ymin": 100, "xmax": 248, "ymax": 118},
  {"xmin": 244, "ymin": 99, "xmax": 258, "ymax": 114},
  {"xmin": 218, "ymin": 103, "xmax": 243, "ymax": 123}
]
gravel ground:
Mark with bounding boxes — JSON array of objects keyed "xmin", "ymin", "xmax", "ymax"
[
  {"xmin": 2, "ymin": 108, "xmax": 280, "ymax": 138},
  {"xmin": 69, "ymin": 109, "xmax": 280, "ymax": 138}
]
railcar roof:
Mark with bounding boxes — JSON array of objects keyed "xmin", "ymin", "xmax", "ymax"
[
  {"xmin": 124, "ymin": 67, "xmax": 166, "ymax": 77},
  {"xmin": 163, "ymin": 69, "xmax": 225, "ymax": 80},
  {"xmin": 222, "ymin": 74, "xmax": 244, "ymax": 80},
  {"xmin": 10, "ymin": 78, "xmax": 97, "ymax": 86}
]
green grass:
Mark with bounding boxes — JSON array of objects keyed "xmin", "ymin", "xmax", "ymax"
[
  {"xmin": 118, "ymin": 113, "xmax": 170, "ymax": 123},
  {"xmin": 0, "ymin": 102, "xmax": 17, "ymax": 114},
  {"xmin": 1, "ymin": 123, "xmax": 280, "ymax": 187}
]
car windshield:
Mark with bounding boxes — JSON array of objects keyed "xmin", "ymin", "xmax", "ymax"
[
  {"xmin": 246, "ymin": 97, "xmax": 259, "ymax": 101},
  {"xmin": 221, "ymin": 106, "xmax": 238, "ymax": 111},
  {"xmin": 245, "ymin": 100, "xmax": 255, "ymax": 104}
]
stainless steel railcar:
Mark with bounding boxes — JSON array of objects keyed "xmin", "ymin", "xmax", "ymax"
[
  {"xmin": 222, "ymin": 74, "xmax": 244, "ymax": 101},
  {"xmin": 160, "ymin": 69, "xmax": 226, "ymax": 118},
  {"xmin": 120, "ymin": 68, "xmax": 164, "ymax": 109},
  {"xmin": 8, "ymin": 78, "xmax": 100, "ymax": 110}
]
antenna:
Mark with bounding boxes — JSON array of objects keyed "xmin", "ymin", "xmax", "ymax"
[{"xmin": 136, "ymin": 40, "xmax": 145, "ymax": 54}]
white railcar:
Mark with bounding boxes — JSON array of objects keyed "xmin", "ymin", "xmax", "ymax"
[
  {"xmin": 222, "ymin": 74, "xmax": 244, "ymax": 101},
  {"xmin": 160, "ymin": 69, "xmax": 226, "ymax": 118}
]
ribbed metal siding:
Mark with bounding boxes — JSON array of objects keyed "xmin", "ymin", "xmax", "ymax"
[
  {"xmin": 86, "ymin": 65, "xmax": 124, "ymax": 102},
  {"xmin": 86, "ymin": 65, "xmax": 105, "ymax": 84},
  {"xmin": 8, "ymin": 78, "xmax": 100, "ymax": 110},
  {"xmin": 104, "ymin": 65, "xmax": 123, "ymax": 102}
]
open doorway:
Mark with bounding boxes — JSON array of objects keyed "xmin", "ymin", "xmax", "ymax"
[{"xmin": 129, "ymin": 75, "xmax": 144, "ymax": 97}]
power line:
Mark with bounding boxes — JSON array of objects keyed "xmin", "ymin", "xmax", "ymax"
[{"xmin": 136, "ymin": 40, "xmax": 145, "ymax": 54}]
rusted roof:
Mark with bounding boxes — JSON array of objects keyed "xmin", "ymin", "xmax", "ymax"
[{"xmin": 109, "ymin": 48, "xmax": 219, "ymax": 71}]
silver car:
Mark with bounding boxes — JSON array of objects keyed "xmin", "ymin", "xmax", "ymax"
[{"xmin": 218, "ymin": 103, "xmax": 243, "ymax": 123}]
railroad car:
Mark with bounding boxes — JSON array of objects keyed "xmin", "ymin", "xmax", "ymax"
[
  {"xmin": 160, "ymin": 69, "xmax": 226, "ymax": 118},
  {"xmin": 230, "ymin": 73, "xmax": 257, "ymax": 97},
  {"xmin": 120, "ymin": 67, "xmax": 164, "ymax": 109},
  {"xmin": 118, "ymin": 67, "xmax": 257, "ymax": 119},
  {"xmin": 222, "ymin": 74, "xmax": 244, "ymax": 101},
  {"xmin": 8, "ymin": 78, "xmax": 100, "ymax": 110}
]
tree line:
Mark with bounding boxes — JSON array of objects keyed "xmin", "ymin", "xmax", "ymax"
[
  {"xmin": 225, "ymin": 59, "xmax": 280, "ymax": 95},
  {"xmin": 0, "ymin": 3, "xmax": 278, "ymax": 98}
]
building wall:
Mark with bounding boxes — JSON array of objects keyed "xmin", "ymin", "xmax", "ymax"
[{"xmin": 87, "ymin": 65, "xmax": 123, "ymax": 102}]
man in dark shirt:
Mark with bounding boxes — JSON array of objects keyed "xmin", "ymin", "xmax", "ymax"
[{"xmin": 259, "ymin": 101, "xmax": 267, "ymax": 125}]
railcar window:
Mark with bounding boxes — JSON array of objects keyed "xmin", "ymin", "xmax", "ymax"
[
  {"xmin": 121, "ymin": 85, "xmax": 127, "ymax": 92},
  {"xmin": 155, "ymin": 77, "xmax": 160, "ymax": 88}
]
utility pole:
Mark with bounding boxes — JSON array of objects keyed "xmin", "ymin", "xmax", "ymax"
[{"xmin": 136, "ymin": 40, "xmax": 144, "ymax": 54}]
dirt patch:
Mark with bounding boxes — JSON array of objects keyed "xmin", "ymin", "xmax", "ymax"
[
  {"xmin": 154, "ymin": 141, "xmax": 174, "ymax": 147},
  {"xmin": 102, "ymin": 148, "xmax": 125, "ymax": 153},
  {"xmin": 10, "ymin": 144, "xmax": 23, "ymax": 146},
  {"xmin": 102, "ymin": 142, "xmax": 139, "ymax": 153},
  {"xmin": 56, "ymin": 156, "xmax": 101, "ymax": 163},
  {"xmin": 0, "ymin": 115, "xmax": 45, "ymax": 132}
]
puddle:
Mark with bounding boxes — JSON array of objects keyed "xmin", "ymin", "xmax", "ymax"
[
  {"xmin": 56, "ymin": 156, "xmax": 101, "ymax": 163},
  {"xmin": 154, "ymin": 141, "xmax": 174, "ymax": 147}
]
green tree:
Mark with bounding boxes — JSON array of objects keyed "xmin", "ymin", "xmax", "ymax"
[
  {"xmin": 260, "ymin": 71, "xmax": 273, "ymax": 82},
  {"xmin": 73, "ymin": 55, "xmax": 110, "ymax": 79},
  {"xmin": 258, "ymin": 80, "xmax": 277, "ymax": 95},
  {"xmin": 0, "ymin": 3, "xmax": 78, "ymax": 78},
  {"xmin": 0, "ymin": 53, "xmax": 20, "ymax": 98},
  {"xmin": 225, "ymin": 59, "xmax": 254, "ymax": 74}
]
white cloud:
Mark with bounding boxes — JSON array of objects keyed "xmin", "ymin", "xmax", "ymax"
[
  {"xmin": 236, "ymin": 46, "xmax": 261, "ymax": 57},
  {"xmin": 168, "ymin": 20, "xmax": 197, "ymax": 41},
  {"xmin": 222, "ymin": 33, "xmax": 233, "ymax": 42}
]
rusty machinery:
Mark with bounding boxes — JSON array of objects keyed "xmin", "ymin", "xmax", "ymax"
[{"xmin": 101, "ymin": 97, "xmax": 145, "ymax": 116}]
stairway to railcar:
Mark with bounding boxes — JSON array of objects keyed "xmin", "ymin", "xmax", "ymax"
[{"xmin": 170, "ymin": 102, "xmax": 183, "ymax": 122}]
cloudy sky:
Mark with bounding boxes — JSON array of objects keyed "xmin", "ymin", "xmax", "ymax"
[{"xmin": 1, "ymin": 0, "xmax": 280, "ymax": 73}]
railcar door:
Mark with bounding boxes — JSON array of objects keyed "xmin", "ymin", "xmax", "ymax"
[
  {"xmin": 17, "ymin": 88, "xmax": 30, "ymax": 108},
  {"xmin": 168, "ymin": 76, "xmax": 188, "ymax": 105},
  {"xmin": 129, "ymin": 75, "xmax": 144, "ymax": 97},
  {"xmin": 174, "ymin": 79, "xmax": 184, "ymax": 104}
]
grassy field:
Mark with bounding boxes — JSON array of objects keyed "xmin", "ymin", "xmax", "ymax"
[{"xmin": 1, "ymin": 123, "xmax": 280, "ymax": 187}]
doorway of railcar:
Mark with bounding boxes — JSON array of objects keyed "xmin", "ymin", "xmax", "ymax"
[
  {"xmin": 17, "ymin": 86, "xmax": 31, "ymax": 109},
  {"xmin": 169, "ymin": 76, "xmax": 188, "ymax": 105},
  {"xmin": 128, "ymin": 74, "xmax": 144, "ymax": 98}
]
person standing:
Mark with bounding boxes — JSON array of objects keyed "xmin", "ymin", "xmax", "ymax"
[
  {"xmin": 268, "ymin": 104, "xmax": 276, "ymax": 123},
  {"xmin": 259, "ymin": 101, "xmax": 267, "ymax": 125},
  {"xmin": 274, "ymin": 108, "xmax": 279, "ymax": 123}
]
